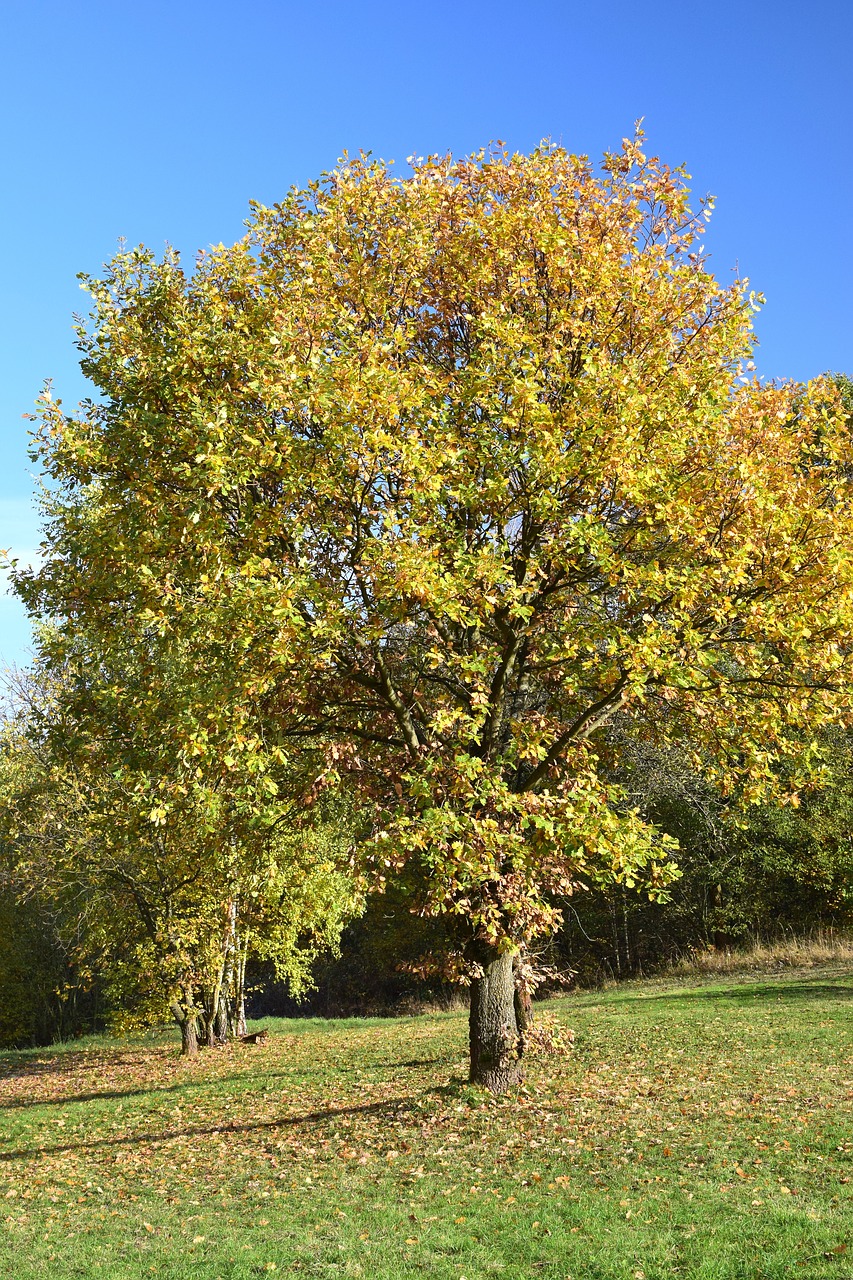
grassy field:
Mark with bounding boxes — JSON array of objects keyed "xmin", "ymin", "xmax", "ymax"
[{"xmin": 1, "ymin": 966, "xmax": 851, "ymax": 1280}]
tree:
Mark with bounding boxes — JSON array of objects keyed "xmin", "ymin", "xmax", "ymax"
[
  {"xmin": 569, "ymin": 721, "xmax": 853, "ymax": 979},
  {"xmin": 14, "ymin": 136, "xmax": 853, "ymax": 1090},
  {"xmin": 0, "ymin": 664, "xmax": 360, "ymax": 1055},
  {"xmin": 0, "ymin": 872, "xmax": 98, "ymax": 1047}
]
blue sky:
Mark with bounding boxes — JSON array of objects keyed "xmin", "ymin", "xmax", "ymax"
[{"xmin": 1, "ymin": 0, "xmax": 851, "ymax": 668}]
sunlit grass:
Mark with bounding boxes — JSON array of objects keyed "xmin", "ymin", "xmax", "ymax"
[{"xmin": 1, "ymin": 965, "xmax": 851, "ymax": 1278}]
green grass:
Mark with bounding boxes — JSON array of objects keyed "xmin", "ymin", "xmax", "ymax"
[{"xmin": 1, "ymin": 966, "xmax": 851, "ymax": 1279}]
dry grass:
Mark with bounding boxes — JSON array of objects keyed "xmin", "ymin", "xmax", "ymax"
[{"xmin": 669, "ymin": 928, "xmax": 853, "ymax": 978}]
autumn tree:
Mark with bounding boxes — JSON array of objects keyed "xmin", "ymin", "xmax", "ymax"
[
  {"xmin": 14, "ymin": 136, "xmax": 853, "ymax": 1090},
  {"xmin": 0, "ymin": 663, "xmax": 360, "ymax": 1055}
]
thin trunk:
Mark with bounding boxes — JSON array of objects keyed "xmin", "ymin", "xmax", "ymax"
[
  {"xmin": 199, "ymin": 1002, "xmax": 216, "ymax": 1049},
  {"xmin": 214, "ymin": 989, "xmax": 230, "ymax": 1043},
  {"xmin": 468, "ymin": 942, "xmax": 522, "ymax": 1094},
  {"xmin": 231, "ymin": 941, "xmax": 248, "ymax": 1038},
  {"xmin": 216, "ymin": 898, "xmax": 238, "ymax": 1043},
  {"xmin": 713, "ymin": 883, "xmax": 725, "ymax": 949},
  {"xmin": 204, "ymin": 1012, "xmax": 217, "ymax": 1049},
  {"xmin": 610, "ymin": 895, "xmax": 622, "ymax": 977},
  {"xmin": 205, "ymin": 949, "xmax": 229, "ymax": 1048}
]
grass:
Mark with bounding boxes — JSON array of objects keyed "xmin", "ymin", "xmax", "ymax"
[
  {"xmin": 666, "ymin": 930, "xmax": 853, "ymax": 980},
  {"xmin": 0, "ymin": 965, "xmax": 851, "ymax": 1280}
]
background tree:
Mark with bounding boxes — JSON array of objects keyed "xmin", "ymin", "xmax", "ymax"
[
  {"xmin": 560, "ymin": 725, "xmax": 853, "ymax": 979},
  {"xmin": 0, "ymin": 663, "xmax": 360, "ymax": 1055},
  {"xmin": 0, "ymin": 870, "xmax": 99, "ymax": 1047},
  {"xmin": 14, "ymin": 137, "xmax": 853, "ymax": 1090}
]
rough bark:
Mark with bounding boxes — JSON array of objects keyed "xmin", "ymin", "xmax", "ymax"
[
  {"xmin": 171, "ymin": 999, "xmax": 199, "ymax": 1058},
  {"xmin": 512, "ymin": 953, "xmax": 532, "ymax": 1056},
  {"xmin": 468, "ymin": 942, "xmax": 522, "ymax": 1094},
  {"xmin": 214, "ymin": 990, "xmax": 230, "ymax": 1043}
]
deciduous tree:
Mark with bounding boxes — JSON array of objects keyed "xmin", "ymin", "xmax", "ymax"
[
  {"xmin": 15, "ymin": 136, "xmax": 853, "ymax": 1089},
  {"xmin": 0, "ymin": 665, "xmax": 359, "ymax": 1055}
]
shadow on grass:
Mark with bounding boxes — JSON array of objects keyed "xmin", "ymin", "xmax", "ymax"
[
  {"xmin": 0, "ymin": 1079, "xmax": 224, "ymax": 1111},
  {"xmin": 0, "ymin": 1050, "xmax": 456, "ymax": 1112},
  {"xmin": 595, "ymin": 979, "xmax": 853, "ymax": 1007},
  {"xmin": 0, "ymin": 1043, "xmax": 177, "ymax": 1082},
  {"xmin": 0, "ymin": 1084, "xmax": 467, "ymax": 1163}
]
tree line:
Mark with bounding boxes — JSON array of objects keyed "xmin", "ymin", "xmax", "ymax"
[{"xmin": 2, "ymin": 135, "xmax": 853, "ymax": 1091}]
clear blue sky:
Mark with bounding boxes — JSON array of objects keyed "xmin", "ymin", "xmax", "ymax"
[{"xmin": 1, "ymin": 0, "xmax": 851, "ymax": 667}]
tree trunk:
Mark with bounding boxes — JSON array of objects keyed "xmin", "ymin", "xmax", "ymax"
[
  {"xmin": 171, "ymin": 997, "xmax": 199, "ymax": 1058},
  {"xmin": 214, "ymin": 989, "xmax": 230, "ymax": 1043},
  {"xmin": 608, "ymin": 894, "xmax": 619, "ymax": 977},
  {"xmin": 512, "ymin": 953, "xmax": 532, "ymax": 1056},
  {"xmin": 204, "ymin": 1012, "xmax": 217, "ymax": 1049},
  {"xmin": 204, "ymin": 948, "xmax": 229, "ymax": 1047},
  {"xmin": 231, "ymin": 943, "xmax": 248, "ymax": 1038},
  {"xmin": 468, "ymin": 942, "xmax": 522, "ymax": 1094},
  {"xmin": 215, "ymin": 898, "xmax": 238, "ymax": 1044}
]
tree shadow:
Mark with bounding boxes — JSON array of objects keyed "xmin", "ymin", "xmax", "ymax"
[
  {"xmin": 0, "ymin": 1043, "xmax": 175, "ymax": 1082},
  {"xmin": 0, "ymin": 1085, "xmax": 466, "ymax": 1164},
  {"xmin": 0, "ymin": 1051, "xmax": 461, "ymax": 1113},
  {"xmin": 1, "ymin": 1079, "xmax": 210, "ymax": 1111}
]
